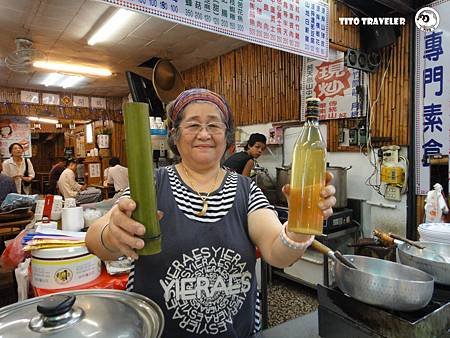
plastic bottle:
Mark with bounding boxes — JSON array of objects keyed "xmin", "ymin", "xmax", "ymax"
[{"xmin": 287, "ymin": 98, "xmax": 327, "ymax": 235}]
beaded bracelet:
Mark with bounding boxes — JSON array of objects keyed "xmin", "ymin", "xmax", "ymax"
[
  {"xmin": 100, "ymin": 223, "xmax": 119, "ymax": 253},
  {"xmin": 279, "ymin": 222, "xmax": 315, "ymax": 250}
]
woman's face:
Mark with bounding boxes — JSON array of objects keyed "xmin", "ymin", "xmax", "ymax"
[
  {"xmin": 175, "ymin": 102, "xmax": 227, "ymax": 167},
  {"xmin": 11, "ymin": 144, "xmax": 23, "ymax": 157},
  {"xmin": 248, "ymin": 141, "xmax": 266, "ymax": 159}
]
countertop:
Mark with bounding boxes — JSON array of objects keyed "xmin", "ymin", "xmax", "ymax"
[{"xmin": 251, "ymin": 311, "xmax": 319, "ymax": 338}]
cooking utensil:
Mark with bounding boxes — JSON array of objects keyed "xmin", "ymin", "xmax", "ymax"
[
  {"xmin": 373, "ymin": 229, "xmax": 450, "ymax": 285},
  {"xmin": 0, "ymin": 290, "xmax": 164, "ymax": 337},
  {"xmin": 311, "ymin": 239, "xmax": 357, "ymax": 269},
  {"xmin": 311, "ymin": 240, "xmax": 434, "ymax": 311}
]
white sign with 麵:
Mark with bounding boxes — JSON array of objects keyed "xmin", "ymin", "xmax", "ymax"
[
  {"xmin": 20, "ymin": 90, "xmax": 39, "ymax": 104},
  {"xmin": 101, "ymin": 0, "xmax": 329, "ymax": 61},
  {"xmin": 301, "ymin": 48, "xmax": 368, "ymax": 120},
  {"xmin": 415, "ymin": 1, "xmax": 450, "ymax": 194}
]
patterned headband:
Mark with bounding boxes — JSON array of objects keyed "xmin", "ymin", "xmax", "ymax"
[{"xmin": 169, "ymin": 88, "xmax": 230, "ymax": 122}]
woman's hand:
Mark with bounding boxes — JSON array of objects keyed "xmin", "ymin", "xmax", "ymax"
[
  {"xmin": 282, "ymin": 171, "xmax": 336, "ymax": 220},
  {"xmin": 22, "ymin": 176, "xmax": 32, "ymax": 182},
  {"xmin": 103, "ymin": 197, "xmax": 163, "ymax": 260}
]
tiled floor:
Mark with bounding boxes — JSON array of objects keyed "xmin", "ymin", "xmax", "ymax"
[{"xmin": 267, "ymin": 276, "xmax": 318, "ymax": 327}]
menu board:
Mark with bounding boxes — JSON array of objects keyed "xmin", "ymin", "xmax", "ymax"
[
  {"xmin": 301, "ymin": 48, "xmax": 368, "ymax": 120},
  {"xmin": 102, "ymin": 0, "xmax": 329, "ymax": 60},
  {"xmin": 415, "ymin": 1, "xmax": 450, "ymax": 194}
]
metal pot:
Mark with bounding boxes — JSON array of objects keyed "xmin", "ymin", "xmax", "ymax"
[
  {"xmin": 397, "ymin": 241, "xmax": 450, "ymax": 285},
  {"xmin": 0, "ymin": 290, "xmax": 164, "ymax": 338},
  {"xmin": 326, "ymin": 165, "xmax": 351, "ymax": 208},
  {"xmin": 311, "ymin": 240, "xmax": 435, "ymax": 311},
  {"xmin": 276, "ymin": 166, "xmax": 291, "ymax": 205}
]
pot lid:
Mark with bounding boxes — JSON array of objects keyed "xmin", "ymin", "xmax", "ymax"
[{"xmin": 0, "ymin": 290, "xmax": 164, "ymax": 338}]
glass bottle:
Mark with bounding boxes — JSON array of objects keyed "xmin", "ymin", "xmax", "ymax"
[{"xmin": 287, "ymin": 98, "xmax": 327, "ymax": 235}]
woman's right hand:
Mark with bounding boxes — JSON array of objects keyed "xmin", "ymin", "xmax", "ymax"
[{"xmin": 103, "ymin": 197, "xmax": 163, "ymax": 260}]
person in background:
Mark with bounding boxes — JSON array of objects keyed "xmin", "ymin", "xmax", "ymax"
[
  {"xmin": 105, "ymin": 157, "xmax": 129, "ymax": 193},
  {"xmin": 86, "ymin": 88, "xmax": 336, "ymax": 337},
  {"xmin": 0, "ymin": 166, "xmax": 17, "ymax": 203},
  {"xmin": 47, "ymin": 159, "xmax": 66, "ymax": 195},
  {"xmin": 223, "ymin": 133, "xmax": 267, "ymax": 176},
  {"xmin": 2, "ymin": 143, "xmax": 35, "ymax": 194},
  {"xmin": 57, "ymin": 158, "xmax": 102, "ymax": 204}
]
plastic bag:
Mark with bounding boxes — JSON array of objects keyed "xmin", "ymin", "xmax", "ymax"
[
  {"xmin": 1, "ymin": 230, "xmax": 29, "ymax": 270},
  {"xmin": 15, "ymin": 258, "xmax": 30, "ymax": 301},
  {"xmin": 0, "ymin": 193, "xmax": 38, "ymax": 213}
]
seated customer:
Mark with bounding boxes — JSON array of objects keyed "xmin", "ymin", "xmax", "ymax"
[
  {"xmin": 223, "ymin": 133, "xmax": 267, "ymax": 176},
  {"xmin": 105, "ymin": 157, "xmax": 129, "ymax": 193},
  {"xmin": 57, "ymin": 158, "xmax": 102, "ymax": 204},
  {"xmin": 0, "ymin": 170, "xmax": 17, "ymax": 203},
  {"xmin": 47, "ymin": 159, "xmax": 66, "ymax": 195}
]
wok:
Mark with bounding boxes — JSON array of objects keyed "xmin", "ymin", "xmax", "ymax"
[
  {"xmin": 311, "ymin": 240, "xmax": 434, "ymax": 311},
  {"xmin": 397, "ymin": 241, "xmax": 450, "ymax": 285},
  {"xmin": 373, "ymin": 229, "xmax": 450, "ymax": 285}
]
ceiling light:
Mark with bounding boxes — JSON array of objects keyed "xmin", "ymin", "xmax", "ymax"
[
  {"xmin": 61, "ymin": 75, "xmax": 84, "ymax": 88},
  {"xmin": 56, "ymin": 121, "xmax": 63, "ymax": 129},
  {"xmin": 33, "ymin": 61, "xmax": 112, "ymax": 77},
  {"xmin": 69, "ymin": 121, "xmax": 76, "ymax": 130},
  {"xmin": 43, "ymin": 73, "xmax": 64, "ymax": 87},
  {"xmin": 27, "ymin": 117, "xmax": 59, "ymax": 124},
  {"xmin": 88, "ymin": 8, "xmax": 135, "ymax": 46}
]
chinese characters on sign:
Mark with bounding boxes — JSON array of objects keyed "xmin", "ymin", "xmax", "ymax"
[
  {"xmin": 300, "ymin": 49, "xmax": 368, "ymax": 120},
  {"xmin": 102, "ymin": 0, "xmax": 329, "ymax": 60},
  {"xmin": 415, "ymin": 1, "xmax": 449, "ymax": 194}
]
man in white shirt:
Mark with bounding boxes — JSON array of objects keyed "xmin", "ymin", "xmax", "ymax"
[
  {"xmin": 58, "ymin": 158, "xmax": 101, "ymax": 204},
  {"xmin": 106, "ymin": 157, "xmax": 129, "ymax": 192}
]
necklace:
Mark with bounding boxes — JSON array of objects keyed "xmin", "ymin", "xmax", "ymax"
[{"xmin": 181, "ymin": 164, "xmax": 221, "ymax": 216}]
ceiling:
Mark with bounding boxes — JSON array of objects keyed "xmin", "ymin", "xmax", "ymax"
[{"xmin": 0, "ymin": 0, "xmax": 247, "ymax": 97}]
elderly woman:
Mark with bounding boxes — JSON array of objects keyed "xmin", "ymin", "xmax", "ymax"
[
  {"xmin": 2, "ymin": 142, "xmax": 35, "ymax": 195},
  {"xmin": 86, "ymin": 88, "xmax": 336, "ymax": 337}
]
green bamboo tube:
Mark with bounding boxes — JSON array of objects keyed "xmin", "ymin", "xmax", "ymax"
[{"xmin": 123, "ymin": 102, "xmax": 161, "ymax": 255}]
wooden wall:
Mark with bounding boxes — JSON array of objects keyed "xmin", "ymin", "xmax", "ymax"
[
  {"xmin": 0, "ymin": 87, "xmax": 124, "ymax": 121},
  {"xmin": 182, "ymin": 0, "xmax": 411, "ymax": 151}
]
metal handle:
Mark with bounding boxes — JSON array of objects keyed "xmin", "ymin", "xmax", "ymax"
[{"xmin": 389, "ymin": 233, "xmax": 425, "ymax": 249}]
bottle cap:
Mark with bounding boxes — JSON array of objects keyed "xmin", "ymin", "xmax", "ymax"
[{"xmin": 305, "ymin": 97, "xmax": 320, "ymax": 119}]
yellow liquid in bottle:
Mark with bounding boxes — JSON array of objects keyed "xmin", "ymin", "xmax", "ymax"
[{"xmin": 287, "ymin": 121, "xmax": 326, "ymax": 235}]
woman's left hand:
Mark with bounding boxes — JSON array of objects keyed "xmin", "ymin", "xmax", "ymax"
[{"xmin": 319, "ymin": 171, "xmax": 336, "ymax": 219}]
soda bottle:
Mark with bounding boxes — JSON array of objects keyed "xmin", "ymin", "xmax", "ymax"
[{"xmin": 287, "ymin": 98, "xmax": 326, "ymax": 235}]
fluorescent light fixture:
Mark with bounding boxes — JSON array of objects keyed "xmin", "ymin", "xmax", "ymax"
[
  {"xmin": 88, "ymin": 8, "xmax": 134, "ymax": 46},
  {"xmin": 43, "ymin": 73, "xmax": 64, "ymax": 87},
  {"xmin": 33, "ymin": 61, "xmax": 112, "ymax": 77},
  {"xmin": 86, "ymin": 123, "xmax": 94, "ymax": 143},
  {"xmin": 27, "ymin": 117, "xmax": 59, "ymax": 124},
  {"xmin": 61, "ymin": 75, "xmax": 84, "ymax": 88}
]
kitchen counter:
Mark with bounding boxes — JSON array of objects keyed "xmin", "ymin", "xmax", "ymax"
[{"xmin": 251, "ymin": 311, "xmax": 319, "ymax": 338}]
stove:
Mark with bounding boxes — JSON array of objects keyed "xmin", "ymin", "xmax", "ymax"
[
  {"xmin": 273, "ymin": 206, "xmax": 353, "ymax": 234},
  {"xmin": 318, "ymin": 284, "xmax": 450, "ymax": 338}
]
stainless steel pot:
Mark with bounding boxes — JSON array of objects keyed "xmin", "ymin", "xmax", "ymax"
[
  {"xmin": 0, "ymin": 290, "xmax": 164, "ymax": 338},
  {"xmin": 326, "ymin": 165, "xmax": 351, "ymax": 208},
  {"xmin": 312, "ymin": 240, "xmax": 435, "ymax": 312}
]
